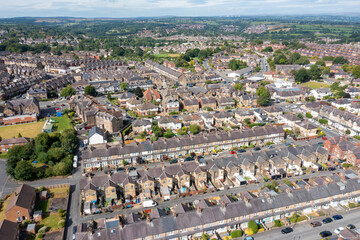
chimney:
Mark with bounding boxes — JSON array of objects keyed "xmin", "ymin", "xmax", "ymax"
[
  {"xmin": 146, "ymin": 215, "xmax": 151, "ymax": 223},
  {"xmin": 221, "ymin": 201, "xmax": 226, "ymax": 209},
  {"xmin": 286, "ymin": 188, "xmax": 291, "ymax": 194},
  {"xmin": 197, "ymin": 206, "xmax": 202, "ymax": 213},
  {"xmin": 126, "ymin": 168, "xmax": 129, "ymax": 174},
  {"xmin": 119, "ymin": 221, "xmax": 123, "ymax": 229},
  {"xmin": 265, "ymin": 193, "xmax": 271, "ymax": 199},
  {"xmin": 162, "ymin": 162, "xmax": 165, "ymax": 170},
  {"xmin": 340, "ymin": 136, "xmax": 343, "ymax": 142},
  {"xmin": 305, "ymin": 184, "xmax": 310, "ymax": 191},
  {"xmin": 244, "ymin": 196, "xmax": 249, "ymax": 203},
  {"xmin": 143, "ymin": 165, "xmax": 147, "ymax": 171},
  {"xmin": 172, "ymin": 211, "xmax": 177, "ymax": 218}
]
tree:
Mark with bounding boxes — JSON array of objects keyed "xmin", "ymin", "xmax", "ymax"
[
  {"xmin": 315, "ymin": 60, "xmax": 326, "ymax": 67},
  {"xmin": 35, "ymin": 133, "xmax": 50, "ymax": 150},
  {"xmin": 134, "ymin": 87, "xmax": 143, "ymax": 98},
  {"xmin": 256, "ymin": 86, "xmax": 271, "ymax": 106},
  {"xmin": 120, "ymin": 82, "xmax": 128, "ymax": 91},
  {"xmin": 189, "ymin": 124, "xmax": 201, "ymax": 135},
  {"xmin": 351, "ymin": 65, "xmax": 360, "ymax": 79},
  {"xmin": 308, "ymin": 96, "xmax": 315, "ymax": 102},
  {"xmin": 60, "ymin": 85, "xmax": 75, "ymax": 98},
  {"xmin": 297, "ymin": 113, "xmax": 303, "ymax": 119},
  {"xmin": 294, "ymin": 68, "xmax": 311, "ymax": 83},
  {"xmin": 164, "ymin": 129, "xmax": 175, "ymax": 138},
  {"xmin": 47, "ymin": 147, "xmax": 64, "ymax": 162},
  {"xmin": 309, "ymin": 65, "xmax": 322, "ymax": 80},
  {"xmin": 305, "ymin": 112, "xmax": 313, "ymax": 119},
  {"xmin": 14, "ymin": 160, "xmax": 33, "ymax": 181},
  {"xmin": 177, "ymin": 127, "xmax": 188, "ymax": 136},
  {"xmin": 84, "ymin": 85, "xmax": 96, "ymax": 96},
  {"xmin": 234, "ymin": 83, "xmax": 243, "ymax": 91},
  {"xmin": 333, "ymin": 56, "xmax": 348, "ymax": 65},
  {"xmin": 37, "ymin": 152, "xmax": 49, "ymax": 163},
  {"xmin": 228, "ymin": 59, "xmax": 247, "ymax": 71},
  {"xmin": 346, "ymin": 129, "xmax": 351, "ymax": 135},
  {"xmin": 17, "ymin": 133, "xmax": 22, "ymax": 138}
]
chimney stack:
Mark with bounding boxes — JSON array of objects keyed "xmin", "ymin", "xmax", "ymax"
[
  {"xmin": 146, "ymin": 215, "xmax": 151, "ymax": 223},
  {"xmin": 162, "ymin": 162, "xmax": 165, "ymax": 170},
  {"xmin": 172, "ymin": 211, "xmax": 177, "ymax": 218},
  {"xmin": 197, "ymin": 206, "xmax": 202, "ymax": 213}
]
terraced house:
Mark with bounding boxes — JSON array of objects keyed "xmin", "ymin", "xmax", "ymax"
[
  {"xmin": 74, "ymin": 176, "xmax": 360, "ymax": 240},
  {"xmin": 81, "ymin": 125, "xmax": 284, "ymax": 170}
]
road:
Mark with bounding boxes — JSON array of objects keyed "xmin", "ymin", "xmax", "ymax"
[{"xmin": 254, "ymin": 208, "xmax": 360, "ymax": 240}]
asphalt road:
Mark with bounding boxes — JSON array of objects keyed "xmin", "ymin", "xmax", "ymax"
[{"xmin": 254, "ymin": 208, "xmax": 360, "ymax": 240}]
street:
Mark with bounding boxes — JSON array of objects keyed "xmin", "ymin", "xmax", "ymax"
[{"xmin": 254, "ymin": 208, "xmax": 360, "ymax": 240}]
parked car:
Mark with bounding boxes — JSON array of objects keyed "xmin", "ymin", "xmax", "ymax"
[
  {"xmin": 169, "ymin": 159, "xmax": 178, "ymax": 164},
  {"xmin": 310, "ymin": 221, "xmax": 322, "ymax": 227},
  {"xmin": 238, "ymin": 149, "xmax": 246, "ymax": 153},
  {"xmin": 128, "ymin": 167, "xmax": 136, "ymax": 171},
  {"xmin": 230, "ymin": 150, "xmax": 236, "ymax": 154},
  {"xmin": 254, "ymin": 147, "xmax": 261, "ymax": 151},
  {"xmin": 322, "ymin": 218, "xmax": 333, "ymax": 224},
  {"xmin": 320, "ymin": 231, "xmax": 332, "ymax": 237},
  {"xmin": 322, "ymin": 137, "xmax": 328, "ymax": 140},
  {"xmin": 281, "ymin": 227, "xmax": 293, "ymax": 234},
  {"xmin": 332, "ymin": 215, "xmax": 343, "ymax": 220},
  {"xmin": 334, "ymin": 227, "xmax": 345, "ymax": 234},
  {"xmin": 243, "ymin": 237, "xmax": 254, "ymax": 240},
  {"xmin": 328, "ymin": 167, "xmax": 336, "ymax": 171},
  {"xmin": 72, "ymin": 226, "xmax": 77, "ymax": 240},
  {"xmin": 347, "ymin": 224, "xmax": 355, "ymax": 229}
]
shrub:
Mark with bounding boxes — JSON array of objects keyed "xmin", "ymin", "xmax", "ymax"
[
  {"xmin": 230, "ymin": 230, "xmax": 243, "ymax": 238},
  {"xmin": 348, "ymin": 203, "xmax": 356, "ymax": 208},
  {"xmin": 343, "ymin": 163, "xmax": 353, "ymax": 168},
  {"xmin": 319, "ymin": 119, "xmax": 328, "ymax": 125},
  {"xmin": 248, "ymin": 220, "xmax": 259, "ymax": 234},
  {"xmin": 38, "ymin": 234, "xmax": 44, "ymax": 238},
  {"xmin": 273, "ymin": 220, "xmax": 283, "ymax": 227}
]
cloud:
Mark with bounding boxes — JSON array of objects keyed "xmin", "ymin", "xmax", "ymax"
[{"xmin": 0, "ymin": 0, "xmax": 359, "ymax": 17}]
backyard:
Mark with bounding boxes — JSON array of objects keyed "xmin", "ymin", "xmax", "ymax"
[
  {"xmin": 52, "ymin": 115, "xmax": 73, "ymax": 133},
  {"xmin": 0, "ymin": 121, "xmax": 45, "ymax": 139}
]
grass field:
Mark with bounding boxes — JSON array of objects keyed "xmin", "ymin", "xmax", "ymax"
[
  {"xmin": 0, "ymin": 121, "xmax": 45, "ymax": 139},
  {"xmin": 40, "ymin": 212, "xmax": 64, "ymax": 231},
  {"xmin": 52, "ymin": 115, "xmax": 73, "ymax": 133},
  {"xmin": 301, "ymin": 81, "xmax": 331, "ymax": 89},
  {"xmin": 35, "ymin": 200, "xmax": 49, "ymax": 212}
]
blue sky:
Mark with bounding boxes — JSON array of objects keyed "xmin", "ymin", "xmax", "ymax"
[{"xmin": 0, "ymin": 0, "xmax": 358, "ymax": 18}]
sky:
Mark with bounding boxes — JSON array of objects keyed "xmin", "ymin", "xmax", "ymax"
[{"xmin": 0, "ymin": 0, "xmax": 358, "ymax": 18}]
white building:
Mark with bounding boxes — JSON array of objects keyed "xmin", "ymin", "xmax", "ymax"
[{"xmin": 88, "ymin": 126, "xmax": 106, "ymax": 145}]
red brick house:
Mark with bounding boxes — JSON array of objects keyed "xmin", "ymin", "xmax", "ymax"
[
  {"xmin": 5, "ymin": 184, "xmax": 36, "ymax": 222},
  {"xmin": 143, "ymin": 88, "xmax": 161, "ymax": 102},
  {"xmin": 324, "ymin": 136, "xmax": 360, "ymax": 166},
  {"xmin": 0, "ymin": 137, "xmax": 30, "ymax": 152}
]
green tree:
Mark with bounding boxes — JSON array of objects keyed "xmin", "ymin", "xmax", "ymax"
[
  {"xmin": 60, "ymin": 85, "xmax": 75, "ymax": 98},
  {"xmin": 305, "ymin": 112, "xmax": 313, "ymax": 119},
  {"xmin": 234, "ymin": 83, "xmax": 243, "ymax": 91},
  {"xmin": 134, "ymin": 87, "xmax": 143, "ymax": 98},
  {"xmin": 35, "ymin": 133, "xmax": 50, "ymax": 150},
  {"xmin": 189, "ymin": 124, "xmax": 201, "ymax": 135},
  {"xmin": 164, "ymin": 129, "xmax": 175, "ymax": 138},
  {"xmin": 14, "ymin": 160, "xmax": 33, "ymax": 181},
  {"xmin": 346, "ymin": 129, "xmax": 351, "ymax": 135},
  {"xmin": 120, "ymin": 82, "xmax": 128, "ymax": 91},
  {"xmin": 37, "ymin": 152, "xmax": 49, "ymax": 163},
  {"xmin": 47, "ymin": 147, "xmax": 64, "ymax": 162},
  {"xmin": 309, "ymin": 65, "xmax": 322, "ymax": 80},
  {"xmin": 297, "ymin": 113, "xmax": 303, "ymax": 119},
  {"xmin": 256, "ymin": 86, "xmax": 271, "ymax": 106},
  {"xmin": 17, "ymin": 133, "xmax": 22, "ymax": 138},
  {"xmin": 84, "ymin": 85, "xmax": 96, "ymax": 96},
  {"xmin": 351, "ymin": 65, "xmax": 360, "ymax": 79},
  {"xmin": 294, "ymin": 68, "xmax": 311, "ymax": 83},
  {"xmin": 333, "ymin": 56, "xmax": 349, "ymax": 65}
]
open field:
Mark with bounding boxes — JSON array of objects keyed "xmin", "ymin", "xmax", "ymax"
[
  {"xmin": 301, "ymin": 81, "xmax": 331, "ymax": 89},
  {"xmin": 0, "ymin": 121, "xmax": 45, "ymax": 139}
]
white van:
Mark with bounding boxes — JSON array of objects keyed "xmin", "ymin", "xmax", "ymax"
[{"xmin": 142, "ymin": 200, "xmax": 157, "ymax": 208}]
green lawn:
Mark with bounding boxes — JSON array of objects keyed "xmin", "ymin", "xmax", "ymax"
[
  {"xmin": 0, "ymin": 121, "xmax": 45, "ymax": 139},
  {"xmin": 39, "ymin": 212, "xmax": 63, "ymax": 231},
  {"xmin": 35, "ymin": 200, "xmax": 49, "ymax": 212},
  {"xmin": 52, "ymin": 116, "xmax": 73, "ymax": 133},
  {"xmin": 301, "ymin": 81, "xmax": 331, "ymax": 89}
]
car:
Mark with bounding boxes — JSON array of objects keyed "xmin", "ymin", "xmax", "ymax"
[
  {"xmin": 322, "ymin": 137, "xmax": 328, "ymax": 140},
  {"xmin": 169, "ymin": 159, "xmax": 178, "ymax": 164},
  {"xmin": 332, "ymin": 215, "xmax": 343, "ymax": 220},
  {"xmin": 319, "ymin": 231, "xmax": 332, "ymax": 237},
  {"xmin": 254, "ymin": 147, "xmax": 261, "ymax": 151},
  {"xmin": 284, "ymin": 143, "xmax": 291, "ymax": 146},
  {"xmin": 128, "ymin": 167, "xmax": 136, "ymax": 171},
  {"xmin": 230, "ymin": 150, "xmax": 236, "ymax": 154},
  {"xmin": 238, "ymin": 149, "xmax": 246, "ymax": 153},
  {"xmin": 310, "ymin": 221, "xmax": 322, "ymax": 227},
  {"xmin": 72, "ymin": 226, "xmax": 77, "ymax": 240},
  {"xmin": 322, "ymin": 218, "xmax": 333, "ymax": 224},
  {"xmin": 281, "ymin": 227, "xmax": 293, "ymax": 234},
  {"xmin": 334, "ymin": 227, "xmax": 345, "ymax": 234},
  {"xmin": 347, "ymin": 224, "xmax": 356, "ymax": 229},
  {"xmin": 243, "ymin": 237, "xmax": 254, "ymax": 240},
  {"xmin": 328, "ymin": 167, "xmax": 336, "ymax": 171},
  {"xmin": 268, "ymin": 145, "xmax": 274, "ymax": 149}
]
